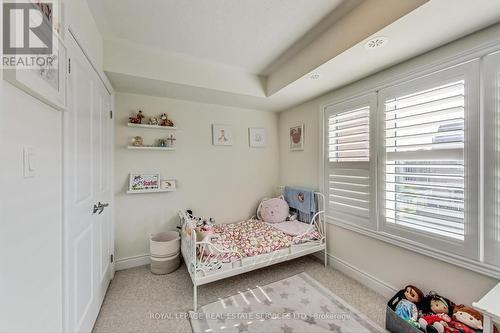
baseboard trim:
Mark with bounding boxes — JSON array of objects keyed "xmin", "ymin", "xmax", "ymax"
[
  {"xmin": 117, "ymin": 251, "xmax": 397, "ymax": 298},
  {"xmin": 115, "ymin": 254, "xmax": 150, "ymax": 271},
  {"xmin": 313, "ymin": 251, "xmax": 397, "ymax": 298}
]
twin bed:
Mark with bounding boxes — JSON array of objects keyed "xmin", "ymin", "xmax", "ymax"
[{"xmin": 179, "ymin": 190, "xmax": 327, "ymax": 310}]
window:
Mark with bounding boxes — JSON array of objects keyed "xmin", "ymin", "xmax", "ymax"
[
  {"xmin": 378, "ymin": 62, "xmax": 479, "ymax": 258},
  {"xmin": 383, "ymin": 80, "xmax": 466, "ymax": 241},
  {"xmin": 321, "ymin": 57, "xmax": 500, "ymax": 276},
  {"xmin": 324, "ymin": 94, "xmax": 377, "ymax": 229}
]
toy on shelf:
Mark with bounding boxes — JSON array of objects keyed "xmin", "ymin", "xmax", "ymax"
[
  {"xmin": 156, "ymin": 139, "xmax": 167, "ymax": 147},
  {"xmin": 129, "ymin": 110, "xmax": 145, "ymax": 124},
  {"xmin": 131, "ymin": 136, "xmax": 144, "ymax": 147},
  {"xmin": 166, "ymin": 134, "xmax": 176, "ymax": 148},
  {"xmin": 160, "ymin": 113, "xmax": 175, "ymax": 127},
  {"xmin": 148, "ymin": 117, "xmax": 159, "ymax": 126}
]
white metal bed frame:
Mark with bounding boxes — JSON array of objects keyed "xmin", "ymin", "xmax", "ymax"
[{"xmin": 179, "ymin": 190, "xmax": 327, "ymax": 310}]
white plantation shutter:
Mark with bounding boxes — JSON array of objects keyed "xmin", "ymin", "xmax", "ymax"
[
  {"xmin": 484, "ymin": 51, "xmax": 500, "ymax": 267},
  {"xmin": 321, "ymin": 55, "xmax": 500, "ymax": 274},
  {"xmin": 378, "ymin": 61, "xmax": 479, "ymax": 258},
  {"xmin": 328, "ymin": 106, "xmax": 370, "ymax": 162},
  {"xmin": 325, "ymin": 94, "xmax": 377, "ymax": 229}
]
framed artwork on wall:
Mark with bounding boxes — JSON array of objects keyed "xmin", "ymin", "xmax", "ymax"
[
  {"xmin": 212, "ymin": 124, "xmax": 233, "ymax": 146},
  {"xmin": 2, "ymin": 1, "xmax": 66, "ymax": 110},
  {"xmin": 3, "ymin": 35, "xmax": 67, "ymax": 111},
  {"xmin": 129, "ymin": 173, "xmax": 160, "ymax": 191},
  {"xmin": 290, "ymin": 124, "xmax": 304, "ymax": 151},
  {"xmin": 248, "ymin": 127, "xmax": 266, "ymax": 147}
]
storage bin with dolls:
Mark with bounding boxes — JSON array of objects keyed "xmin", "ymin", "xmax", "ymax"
[{"xmin": 387, "ymin": 285, "xmax": 496, "ymax": 333}]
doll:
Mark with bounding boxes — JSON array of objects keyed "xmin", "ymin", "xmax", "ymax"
[
  {"xmin": 389, "ymin": 285, "xmax": 425, "ymax": 310},
  {"xmin": 388, "ymin": 285, "xmax": 424, "ymax": 327},
  {"xmin": 445, "ymin": 305, "xmax": 483, "ymax": 333},
  {"xmin": 419, "ymin": 292, "xmax": 455, "ymax": 333}
]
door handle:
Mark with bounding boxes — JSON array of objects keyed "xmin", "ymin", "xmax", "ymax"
[
  {"xmin": 93, "ymin": 202, "xmax": 109, "ymax": 215},
  {"xmin": 98, "ymin": 202, "xmax": 109, "ymax": 215}
]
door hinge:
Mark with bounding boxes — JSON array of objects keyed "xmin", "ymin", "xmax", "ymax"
[
  {"xmin": 109, "ymin": 110, "xmax": 113, "ymax": 119},
  {"xmin": 110, "ymin": 254, "xmax": 114, "ymax": 263},
  {"xmin": 68, "ymin": 58, "xmax": 71, "ymax": 74}
]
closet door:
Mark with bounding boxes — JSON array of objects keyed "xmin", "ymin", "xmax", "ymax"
[{"xmin": 64, "ymin": 33, "xmax": 113, "ymax": 333}]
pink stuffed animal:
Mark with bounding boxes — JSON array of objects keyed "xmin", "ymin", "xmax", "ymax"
[{"xmin": 259, "ymin": 196, "xmax": 289, "ymax": 223}]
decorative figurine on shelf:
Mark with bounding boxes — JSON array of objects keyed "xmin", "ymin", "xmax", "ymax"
[
  {"xmin": 156, "ymin": 138, "xmax": 167, "ymax": 147},
  {"xmin": 166, "ymin": 134, "xmax": 176, "ymax": 148},
  {"xmin": 159, "ymin": 113, "xmax": 175, "ymax": 127},
  {"xmin": 131, "ymin": 136, "xmax": 144, "ymax": 147},
  {"xmin": 129, "ymin": 110, "xmax": 145, "ymax": 124},
  {"xmin": 148, "ymin": 117, "xmax": 159, "ymax": 126}
]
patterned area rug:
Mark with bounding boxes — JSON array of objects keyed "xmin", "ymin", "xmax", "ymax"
[{"xmin": 189, "ymin": 272, "xmax": 384, "ymax": 333}]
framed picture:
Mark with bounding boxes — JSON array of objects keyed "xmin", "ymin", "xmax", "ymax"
[
  {"xmin": 290, "ymin": 124, "xmax": 305, "ymax": 151},
  {"xmin": 212, "ymin": 124, "xmax": 233, "ymax": 146},
  {"xmin": 249, "ymin": 127, "xmax": 266, "ymax": 147},
  {"xmin": 160, "ymin": 179, "xmax": 176, "ymax": 190},
  {"xmin": 35, "ymin": 0, "xmax": 64, "ymax": 37},
  {"xmin": 129, "ymin": 173, "xmax": 160, "ymax": 191},
  {"xmin": 3, "ymin": 2, "xmax": 66, "ymax": 110}
]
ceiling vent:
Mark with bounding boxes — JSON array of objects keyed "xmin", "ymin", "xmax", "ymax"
[{"xmin": 364, "ymin": 37, "xmax": 389, "ymax": 50}]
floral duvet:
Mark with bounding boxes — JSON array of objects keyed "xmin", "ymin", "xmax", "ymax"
[{"xmin": 199, "ymin": 219, "xmax": 320, "ymax": 262}]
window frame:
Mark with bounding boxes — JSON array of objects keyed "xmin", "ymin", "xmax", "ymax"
[
  {"xmin": 483, "ymin": 51, "xmax": 500, "ymax": 267},
  {"xmin": 320, "ymin": 51, "xmax": 500, "ymax": 279}
]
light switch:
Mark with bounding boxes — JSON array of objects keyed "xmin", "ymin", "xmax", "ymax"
[{"xmin": 23, "ymin": 146, "xmax": 36, "ymax": 178}]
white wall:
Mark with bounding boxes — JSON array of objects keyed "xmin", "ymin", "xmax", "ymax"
[
  {"xmin": 114, "ymin": 93, "xmax": 279, "ymax": 263},
  {"xmin": 0, "ymin": 0, "xmax": 103, "ymax": 331},
  {"xmin": 0, "ymin": 78, "xmax": 63, "ymax": 333},
  {"xmin": 278, "ymin": 24, "xmax": 500, "ymax": 305}
]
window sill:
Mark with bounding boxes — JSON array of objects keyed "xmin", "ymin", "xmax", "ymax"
[{"xmin": 325, "ymin": 217, "xmax": 500, "ymax": 280}]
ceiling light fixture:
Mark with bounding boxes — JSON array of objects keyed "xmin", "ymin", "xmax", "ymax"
[
  {"xmin": 308, "ymin": 73, "xmax": 321, "ymax": 80},
  {"xmin": 364, "ymin": 36, "xmax": 389, "ymax": 50}
]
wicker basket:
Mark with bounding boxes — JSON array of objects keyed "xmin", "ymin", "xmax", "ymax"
[
  {"xmin": 150, "ymin": 231, "xmax": 180, "ymax": 258},
  {"xmin": 150, "ymin": 231, "xmax": 181, "ymax": 274},
  {"xmin": 150, "ymin": 254, "xmax": 180, "ymax": 275}
]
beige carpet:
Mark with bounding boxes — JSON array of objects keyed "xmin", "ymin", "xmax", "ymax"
[{"xmin": 93, "ymin": 256, "xmax": 387, "ymax": 333}]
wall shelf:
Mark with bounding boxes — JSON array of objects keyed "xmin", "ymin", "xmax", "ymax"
[
  {"xmin": 126, "ymin": 188, "xmax": 176, "ymax": 194},
  {"xmin": 127, "ymin": 123, "xmax": 177, "ymax": 130},
  {"xmin": 127, "ymin": 146, "xmax": 175, "ymax": 151}
]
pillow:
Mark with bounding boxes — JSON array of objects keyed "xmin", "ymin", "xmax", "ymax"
[{"xmin": 260, "ymin": 196, "xmax": 289, "ymax": 223}]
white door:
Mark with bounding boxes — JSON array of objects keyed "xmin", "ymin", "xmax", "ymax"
[{"xmin": 64, "ymin": 33, "xmax": 113, "ymax": 333}]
